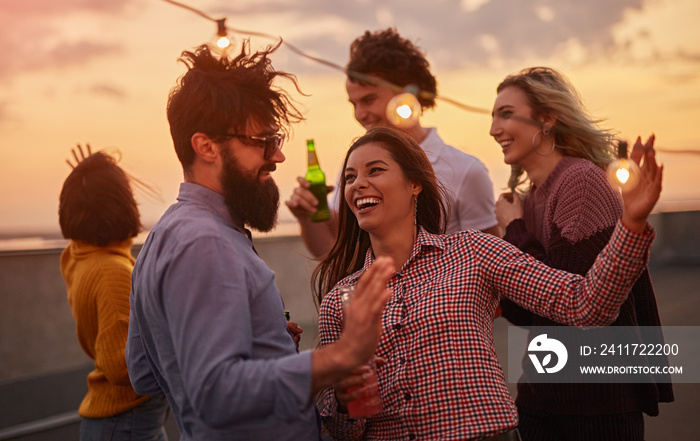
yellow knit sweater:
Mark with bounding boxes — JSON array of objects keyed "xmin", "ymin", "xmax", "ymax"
[{"xmin": 60, "ymin": 238, "xmax": 150, "ymax": 418}]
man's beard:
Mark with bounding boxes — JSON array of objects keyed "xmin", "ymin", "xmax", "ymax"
[{"xmin": 220, "ymin": 147, "xmax": 279, "ymax": 233}]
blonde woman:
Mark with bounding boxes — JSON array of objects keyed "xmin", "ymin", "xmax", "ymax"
[{"xmin": 492, "ymin": 67, "xmax": 673, "ymax": 441}]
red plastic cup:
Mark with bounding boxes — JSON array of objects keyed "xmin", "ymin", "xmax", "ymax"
[
  {"xmin": 339, "ymin": 286, "xmax": 384, "ymax": 418},
  {"xmin": 346, "ymin": 357, "xmax": 384, "ymax": 417}
]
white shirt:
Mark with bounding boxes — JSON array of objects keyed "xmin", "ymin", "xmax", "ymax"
[{"xmin": 421, "ymin": 128, "xmax": 497, "ymax": 233}]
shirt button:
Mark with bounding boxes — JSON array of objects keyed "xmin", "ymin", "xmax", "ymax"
[
  {"xmin": 408, "ymin": 434, "xmax": 416, "ymax": 440},
  {"xmin": 399, "ymin": 357, "xmax": 406, "ymax": 364},
  {"xmin": 404, "ymin": 392, "xmax": 411, "ymax": 401},
  {"xmin": 393, "ymin": 323, "xmax": 403, "ymax": 331}
]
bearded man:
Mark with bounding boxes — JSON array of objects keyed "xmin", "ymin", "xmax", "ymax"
[{"xmin": 126, "ymin": 42, "xmax": 394, "ymax": 440}]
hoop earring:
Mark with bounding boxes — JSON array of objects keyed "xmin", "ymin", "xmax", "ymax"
[
  {"xmin": 531, "ymin": 130, "xmax": 542, "ymax": 147},
  {"xmin": 533, "ymin": 126, "xmax": 556, "ymax": 157},
  {"xmin": 535, "ymin": 139, "xmax": 557, "ymax": 157}
]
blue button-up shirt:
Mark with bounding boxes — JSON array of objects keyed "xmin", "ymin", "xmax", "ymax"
[{"xmin": 126, "ymin": 183, "xmax": 318, "ymax": 440}]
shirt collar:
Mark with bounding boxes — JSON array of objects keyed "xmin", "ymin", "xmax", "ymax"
[
  {"xmin": 419, "ymin": 127, "xmax": 443, "ymax": 165},
  {"xmin": 177, "ymin": 182, "xmax": 247, "ymax": 235},
  {"xmin": 360, "ymin": 226, "xmax": 446, "ymax": 274}
]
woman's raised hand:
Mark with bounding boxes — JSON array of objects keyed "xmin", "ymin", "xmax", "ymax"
[
  {"xmin": 620, "ymin": 135, "xmax": 664, "ymax": 233},
  {"xmin": 66, "ymin": 143, "xmax": 92, "ymax": 169}
]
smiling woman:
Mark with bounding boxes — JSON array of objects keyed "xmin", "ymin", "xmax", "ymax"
[
  {"xmin": 343, "ymin": 145, "xmax": 422, "ymax": 239},
  {"xmin": 313, "ymin": 126, "xmax": 664, "ymax": 440},
  {"xmin": 492, "ymin": 67, "xmax": 673, "ymax": 441},
  {"xmin": 313, "ymin": 128, "xmax": 447, "ymax": 302}
]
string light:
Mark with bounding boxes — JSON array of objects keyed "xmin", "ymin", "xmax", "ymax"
[
  {"xmin": 160, "ymin": 0, "xmax": 700, "ymax": 154},
  {"xmin": 160, "ymin": 0, "xmax": 490, "ymax": 118},
  {"xmin": 386, "ymin": 85, "xmax": 422, "ymax": 129},
  {"xmin": 213, "ymin": 18, "xmax": 231, "ymax": 54},
  {"xmin": 607, "ymin": 140, "xmax": 640, "ymax": 190}
]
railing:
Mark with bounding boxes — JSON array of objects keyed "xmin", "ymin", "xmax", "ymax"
[
  {"xmin": 1, "ymin": 211, "xmax": 698, "ymax": 439},
  {"xmin": 0, "ymin": 412, "xmax": 80, "ymax": 440}
]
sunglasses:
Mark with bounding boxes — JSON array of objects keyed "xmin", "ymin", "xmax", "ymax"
[{"xmin": 221, "ymin": 133, "xmax": 285, "ymax": 160}]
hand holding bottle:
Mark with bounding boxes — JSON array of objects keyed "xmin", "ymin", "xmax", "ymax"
[
  {"xmin": 285, "ymin": 177, "xmax": 334, "ymax": 219},
  {"xmin": 285, "ymin": 139, "xmax": 334, "ymax": 222},
  {"xmin": 304, "ymin": 139, "xmax": 331, "ymax": 222}
]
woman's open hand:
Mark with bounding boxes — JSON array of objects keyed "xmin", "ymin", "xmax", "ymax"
[
  {"xmin": 66, "ymin": 143, "xmax": 92, "ymax": 169},
  {"xmin": 621, "ymin": 135, "xmax": 664, "ymax": 233}
]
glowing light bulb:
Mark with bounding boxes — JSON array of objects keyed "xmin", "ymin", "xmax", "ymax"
[
  {"xmin": 606, "ymin": 141, "xmax": 640, "ymax": 190},
  {"xmin": 615, "ymin": 167, "xmax": 630, "ymax": 184},
  {"xmin": 396, "ymin": 104, "xmax": 413, "ymax": 119},
  {"xmin": 210, "ymin": 18, "xmax": 232, "ymax": 57},
  {"xmin": 386, "ymin": 86, "xmax": 421, "ymax": 129},
  {"xmin": 216, "ymin": 35, "xmax": 231, "ymax": 49}
]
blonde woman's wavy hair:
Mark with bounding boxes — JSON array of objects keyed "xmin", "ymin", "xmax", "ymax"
[{"xmin": 497, "ymin": 67, "xmax": 618, "ymax": 194}]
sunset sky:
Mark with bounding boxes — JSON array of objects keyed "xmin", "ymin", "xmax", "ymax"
[{"xmin": 1, "ymin": 0, "xmax": 699, "ymax": 238}]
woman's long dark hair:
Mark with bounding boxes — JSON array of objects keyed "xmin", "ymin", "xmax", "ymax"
[{"xmin": 312, "ymin": 127, "xmax": 448, "ymax": 307}]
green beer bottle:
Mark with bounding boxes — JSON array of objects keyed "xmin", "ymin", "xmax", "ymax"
[{"xmin": 305, "ymin": 139, "xmax": 331, "ymax": 222}]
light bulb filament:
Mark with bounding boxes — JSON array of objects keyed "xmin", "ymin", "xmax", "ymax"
[
  {"xmin": 396, "ymin": 104, "xmax": 413, "ymax": 119},
  {"xmin": 217, "ymin": 36, "xmax": 230, "ymax": 48},
  {"xmin": 386, "ymin": 90, "xmax": 421, "ymax": 129},
  {"xmin": 606, "ymin": 157, "xmax": 639, "ymax": 190},
  {"xmin": 615, "ymin": 167, "xmax": 630, "ymax": 184}
]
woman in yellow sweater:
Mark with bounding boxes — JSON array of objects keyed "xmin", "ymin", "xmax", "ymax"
[{"xmin": 59, "ymin": 146, "xmax": 169, "ymax": 440}]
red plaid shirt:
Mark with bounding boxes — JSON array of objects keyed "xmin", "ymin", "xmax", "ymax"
[{"xmin": 319, "ymin": 221, "xmax": 654, "ymax": 440}]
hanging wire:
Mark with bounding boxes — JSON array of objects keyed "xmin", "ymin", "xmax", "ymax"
[
  {"xmin": 161, "ymin": 0, "xmax": 700, "ymax": 152},
  {"xmin": 162, "ymin": 0, "xmax": 217, "ymax": 21},
  {"xmin": 656, "ymin": 148, "xmax": 700, "ymax": 155},
  {"xmin": 161, "ymin": 0, "xmax": 490, "ymax": 114}
]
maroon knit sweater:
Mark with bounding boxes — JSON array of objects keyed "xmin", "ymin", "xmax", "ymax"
[{"xmin": 500, "ymin": 156, "xmax": 674, "ymax": 416}]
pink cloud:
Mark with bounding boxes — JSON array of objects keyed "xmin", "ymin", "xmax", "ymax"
[
  {"xmin": 38, "ymin": 40, "xmax": 123, "ymax": 69},
  {"xmin": 0, "ymin": 0, "xmax": 134, "ymax": 78},
  {"xmin": 0, "ymin": 0, "xmax": 135, "ymax": 16},
  {"xmin": 88, "ymin": 83, "xmax": 128, "ymax": 99}
]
